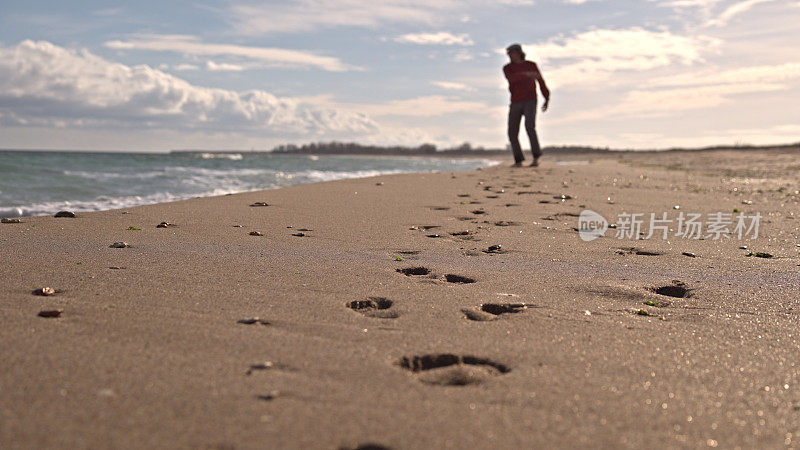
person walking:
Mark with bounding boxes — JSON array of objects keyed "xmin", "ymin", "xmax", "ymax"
[{"xmin": 503, "ymin": 43, "xmax": 550, "ymax": 167}]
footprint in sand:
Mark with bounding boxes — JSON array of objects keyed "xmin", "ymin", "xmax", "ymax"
[
  {"xmin": 396, "ymin": 250, "xmax": 420, "ymax": 255},
  {"xmin": 347, "ymin": 297, "xmax": 399, "ymax": 319},
  {"xmin": 397, "ymin": 354, "xmax": 510, "ymax": 386},
  {"xmin": 444, "ymin": 274, "xmax": 476, "ymax": 284},
  {"xmin": 396, "ymin": 266, "xmax": 431, "ymax": 276},
  {"xmin": 394, "ymin": 250, "xmax": 421, "ymax": 260},
  {"xmin": 338, "ymin": 444, "xmax": 393, "ymax": 450},
  {"xmin": 396, "ymin": 268, "xmax": 475, "ymax": 284},
  {"xmin": 494, "ymin": 220, "xmax": 522, "ymax": 227},
  {"xmin": 462, "ymin": 303, "xmax": 533, "ymax": 321},
  {"xmin": 449, "ymin": 230, "xmax": 476, "ymax": 241},
  {"xmin": 650, "ymin": 280, "xmax": 693, "ymax": 298},
  {"xmin": 616, "ymin": 247, "xmax": 665, "ymax": 256}
]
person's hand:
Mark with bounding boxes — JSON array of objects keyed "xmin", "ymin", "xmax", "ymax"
[{"xmin": 542, "ymin": 99, "xmax": 549, "ymax": 112}]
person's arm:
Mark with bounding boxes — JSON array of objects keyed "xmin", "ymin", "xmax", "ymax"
[{"xmin": 532, "ymin": 63, "xmax": 550, "ymax": 112}]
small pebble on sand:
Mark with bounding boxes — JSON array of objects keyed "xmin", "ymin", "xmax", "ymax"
[
  {"xmin": 237, "ymin": 317, "xmax": 270, "ymax": 325},
  {"xmin": 292, "ymin": 232, "xmax": 306, "ymax": 237},
  {"xmin": 109, "ymin": 242, "xmax": 130, "ymax": 248},
  {"xmin": 33, "ymin": 287, "xmax": 56, "ymax": 296},
  {"xmin": 682, "ymin": 252, "xmax": 697, "ymax": 258},
  {"xmin": 250, "ymin": 202, "xmax": 269, "ymax": 207},
  {"xmin": 249, "ymin": 231, "xmax": 263, "ymax": 236},
  {"xmin": 38, "ymin": 309, "xmax": 63, "ymax": 318},
  {"xmin": 156, "ymin": 222, "xmax": 176, "ymax": 228},
  {"xmin": 1, "ymin": 218, "xmax": 22, "ymax": 223},
  {"xmin": 257, "ymin": 390, "xmax": 281, "ymax": 401},
  {"xmin": 54, "ymin": 211, "xmax": 76, "ymax": 218}
]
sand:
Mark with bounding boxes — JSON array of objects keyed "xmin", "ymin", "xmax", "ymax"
[{"xmin": 1, "ymin": 147, "xmax": 799, "ymax": 449}]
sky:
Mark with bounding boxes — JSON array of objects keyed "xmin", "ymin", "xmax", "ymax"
[{"xmin": 0, "ymin": 0, "xmax": 799, "ymax": 152}]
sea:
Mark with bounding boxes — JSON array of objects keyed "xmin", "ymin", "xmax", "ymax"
[{"xmin": 0, "ymin": 150, "xmax": 500, "ymax": 218}]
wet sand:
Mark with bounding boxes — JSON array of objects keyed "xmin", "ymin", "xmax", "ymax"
[{"xmin": 1, "ymin": 147, "xmax": 799, "ymax": 449}]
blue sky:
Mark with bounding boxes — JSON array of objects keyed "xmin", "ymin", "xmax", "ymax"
[{"xmin": 0, "ymin": 0, "xmax": 798, "ymax": 151}]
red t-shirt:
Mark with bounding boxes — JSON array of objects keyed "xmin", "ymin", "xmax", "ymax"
[{"xmin": 503, "ymin": 60, "xmax": 539, "ymax": 104}]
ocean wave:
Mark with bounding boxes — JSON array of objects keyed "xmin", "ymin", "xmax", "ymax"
[
  {"xmin": 290, "ymin": 169, "xmax": 405, "ymax": 182},
  {"xmin": 63, "ymin": 170, "xmax": 167, "ymax": 181},
  {"xmin": 2, "ymin": 154, "xmax": 499, "ymax": 218},
  {"xmin": 199, "ymin": 153, "xmax": 243, "ymax": 160},
  {"xmin": 0, "ymin": 188, "xmax": 255, "ymax": 218},
  {"xmin": 164, "ymin": 166, "xmax": 273, "ymax": 177},
  {"xmin": 63, "ymin": 166, "xmax": 273, "ymax": 181}
]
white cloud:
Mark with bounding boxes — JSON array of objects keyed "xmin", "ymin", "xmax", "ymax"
[
  {"xmin": 524, "ymin": 27, "xmax": 719, "ymax": 88},
  {"xmin": 648, "ymin": 62, "xmax": 800, "ymax": 88},
  {"xmin": 654, "ymin": 0, "xmax": 722, "ymax": 7},
  {"xmin": 431, "ymin": 81, "xmax": 475, "ymax": 91},
  {"xmin": 553, "ymin": 82, "xmax": 786, "ymax": 123},
  {"xmin": 705, "ymin": 0, "xmax": 775, "ymax": 26},
  {"xmin": 228, "ymin": 0, "xmax": 455, "ymax": 34},
  {"xmin": 104, "ymin": 34, "xmax": 356, "ymax": 72},
  {"xmin": 174, "ymin": 63, "xmax": 201, "ymax": 71},
  {"xmin": 452, "ymin": 50, "xmax": 474, "ymax": 62},
  {"xmin": 226, "ymin": 0, "xmax": 530, "ymax": 35},
  {"xmin": 654, "ymin": 0, "xmax": 780, "ymax": 27},
  {"xmin": 395, "ymin": 32, "xmax": 474, "ymax": 46},
  {"xmin": 355, "ymin": 95, "xmax": 497, "ymax": 118},
  {"xmin": 205, "ymin": 61, "xmax": 245, "ymax": 71},
  {"xmin": 611, "ymin": 123, "xmax": 800, "ymax": 148},
  {"xmin": 496, "ymin": 0, "xmax": 536, "ymax": 5},
  {"xmin": 0, "ymin": 41, "xmax": 377, "ymax": 137}
]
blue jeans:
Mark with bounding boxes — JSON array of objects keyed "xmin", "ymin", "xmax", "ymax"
[{"xmin": 508, "ymin": 99, "xmax": 541, "ymax": 163}]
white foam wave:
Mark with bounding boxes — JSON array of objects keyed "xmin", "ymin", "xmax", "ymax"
[
  {"xmin": 290, "ymin": 169, "xmax": 406, "ymax": 182},
  {"xmin": 0, "ymin": 188, "xmax": 258, "ymax": 218},
  {"xmin": 199, "ymin": 153, "xmax": 243, "ymax": 160},
  {"xmin": 63, "ymin": 169, "xmax": 167, "ymax": 181},
  {"xmin": 63, "ymin": 166, "xmax": 272, "ymax": 181}
]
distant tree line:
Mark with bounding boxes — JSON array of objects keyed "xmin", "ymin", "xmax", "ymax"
[
  {"xmin": 270, "ymin": 141, "xmax": 619, "ymax": 156},
  {"xmin": 172, "ymin": 141, "xmax": 800, "ymax": 156}
]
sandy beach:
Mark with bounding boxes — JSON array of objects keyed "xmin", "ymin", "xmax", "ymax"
[{"xmin": 2, "ymin": 147, "xmax": 799, "ymax": 449}]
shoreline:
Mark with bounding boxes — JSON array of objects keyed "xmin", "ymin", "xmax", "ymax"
[
  {"xmin": 2, "ymin": 141, "xmax": 797, "ymax": 155},
  {"xmin": 0, "ymin": 153, "xmax": 504, "ymax": 220},
  {"xmin": 2, "ymin": 148, "xmax": 799, "ymax": 448}
]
